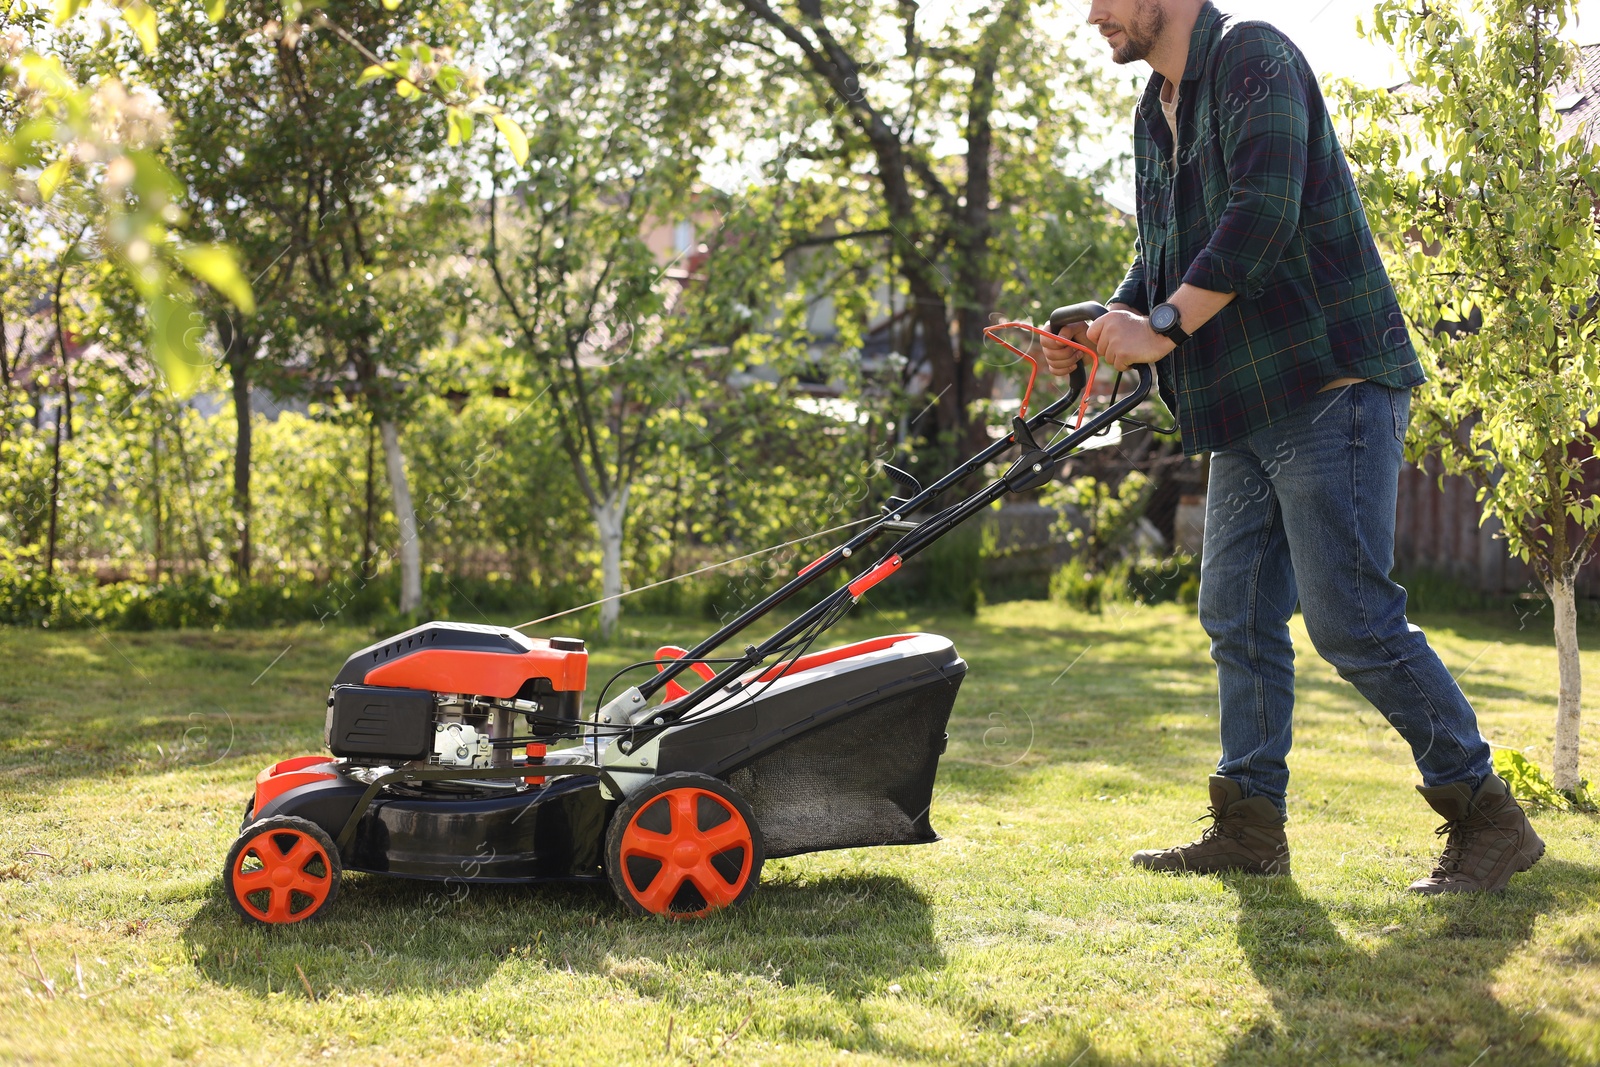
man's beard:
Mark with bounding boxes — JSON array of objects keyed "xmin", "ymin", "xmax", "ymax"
[{"xmin": 1108, "ymin": 0, "xmax": 1167, "ymax": 64}]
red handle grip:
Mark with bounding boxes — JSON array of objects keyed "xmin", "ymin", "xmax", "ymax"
[{"xmin": 981, "ymin": 321, "xmax": 1100, "ymax": 426}]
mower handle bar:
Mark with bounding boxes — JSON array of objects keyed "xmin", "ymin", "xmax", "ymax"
[
  {"xmin": 632, "ymin": 357, "xmax": 1153, "ymax": 736},
  {"xmin": 629, "ymin": 306, "xmax": 1155, "ymax": 737},
  {"xmin": 635, "ymin": 302, "xmax": 1107, "ymax": 705}
]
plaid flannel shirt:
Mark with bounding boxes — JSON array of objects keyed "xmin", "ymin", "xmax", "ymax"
[{"xmin": 1110, "ymin": 2, "xmax": 1423, "ymax": 456}]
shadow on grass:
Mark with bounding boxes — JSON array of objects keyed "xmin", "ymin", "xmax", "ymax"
[
  {"xmin": 1219, "ymin": 859, "xmax": 1598, "ymax": 1066},
  {"xmin": 180, "ymin": 870, "xmax": 941, "ymax": 1002}
]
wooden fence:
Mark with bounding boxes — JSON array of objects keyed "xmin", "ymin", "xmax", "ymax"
[{"xmin": 1394, "ymin": 458, "xmax": 1600, "ymax": 597}]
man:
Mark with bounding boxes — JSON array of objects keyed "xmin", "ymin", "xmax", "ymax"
[{"xmin": 1041, "ymin": 0, "xmax": 1543, "ymax": 893}]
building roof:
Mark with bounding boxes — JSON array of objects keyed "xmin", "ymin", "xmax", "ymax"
[{"xmin": 1555, "ymin": 42, "xmax": 1600, "ymax": 146}]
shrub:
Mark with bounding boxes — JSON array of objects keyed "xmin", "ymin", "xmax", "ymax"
[
  {"xmin": 1043, "ymin": 472, "xmax": 1155, "ymax": 573},
  {"xmin": 1050, "ymin": 554, "xmax": 1196, "ymax": 614}
]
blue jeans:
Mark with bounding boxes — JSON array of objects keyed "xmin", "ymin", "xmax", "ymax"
[{"xmin": 1199, "ymin": 382, "xmax": 1493, "ymax": 815}]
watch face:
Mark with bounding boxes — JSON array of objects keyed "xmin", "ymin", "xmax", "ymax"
[{"xmin": 1151, "ymin": 304, "xmax": 1178, "ymax": 333}]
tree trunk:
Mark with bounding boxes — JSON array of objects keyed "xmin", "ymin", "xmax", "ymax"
[
  {"xmin": 45, "ymin": 397, "xmax": 62, "ymax": 577},
  {"xmin": 152, "ymin": 425, "xmax": 164, "ymax": 582},
  {"xmin": 1550, "ymin": 568, "xmax": 1584, "ymax": 791},
  {"xmin": 171, "ymin": 408, "xmax": 210, "ymax": 568},
  {"xmin": 0, "ymin": 307, "xmax": 11, "ymax": 430},
  {"xmin": 227, "ymin": 353, "xmax": 253, "ymax": 581},
  {"xmin": 362, "ymin": 417, "xmax": 377, "ymax": 575},
  {"xmin": 380, "ymin": 420, "xmax": 422, "ymax": 614},
  {"xmin": 593, "ymin": 486, "xmax": 629, "ymax": 638},
  {"xmin": 45, "ymin": 299, "xmax": 72, "ymax": 577}
]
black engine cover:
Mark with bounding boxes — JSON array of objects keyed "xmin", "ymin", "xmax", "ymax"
[{"xmin": 326, "ymin": 684, "xmax": 434, "ymax": 760}]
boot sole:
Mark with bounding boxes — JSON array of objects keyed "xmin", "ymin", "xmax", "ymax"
[
  {"xmin": 1131, "ymin": 857, "xmax": 1290, "ymax": 877},
  {"xmin": 1408, "ymin": 839, "xmax": 1546, "ymax": 895}
]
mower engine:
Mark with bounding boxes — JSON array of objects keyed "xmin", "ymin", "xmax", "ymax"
[{"xmin": 322, "ymin": 622, "xmax": 589, "ymax": 771}]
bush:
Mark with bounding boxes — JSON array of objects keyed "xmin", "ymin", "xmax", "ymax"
[
  {"xmin": 1392, "ymin": 567, "xmax": 1492, "ymax": 615},
  {"xmin": 1125, "ymin": 555, "xmax": 1199, "ymax": 605},
  {"xmin": 1042, "ymin": 473, "xmax": 1155, "ymax": 574},
  {"xmin": 910, "ymin": 523, "xmax": 985, "ymax": 614},
  {"xmin": 0, "ymin": 565, "xmax": 507, "ymax": 631},
  {"xmin": 1050, "ymin": 557, "xmax": 1103, "ymax": 612},
  {"xmin": 1049, "ymin": 557, "xmax": 1131, "ymax": 613},
  {"xmin": 1050, "ymin": 554, "xmax": 1197, "ymax": 614}
]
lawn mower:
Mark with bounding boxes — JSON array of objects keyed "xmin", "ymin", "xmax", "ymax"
[{"xmin": 222, "ymin": 302, "xmax": 1153, "ymax": 924}]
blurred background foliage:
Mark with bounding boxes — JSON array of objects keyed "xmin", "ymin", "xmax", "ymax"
[{"xmin": 1, "ymin": 0, "xmax": 1160, "ymax": 635}]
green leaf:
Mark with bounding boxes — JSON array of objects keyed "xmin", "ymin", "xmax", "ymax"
[
  {"xmin": 122, "ymin": 0, "xmax": 158, "ymax": 55},
  {"xmin": 381, "ymin": 0, "xmax": 401, "ymax": 9},
  {"xmin": 137, "ymin": 276, "xmax": 205, "ymax": 398},
  {"xmin": 51, "ymin": 0, "xmax": 87, "ymax": 26},
  {"xmin": 1493, "ymin": 750, "xmax": 1573, "ymax": 811},
  {"xmin": 446, "ymin": 107, "xmax": 473, "ymax": 147},
  {"xmin": 20, "ymin": 54, "xmax": 77, "ymax": 97},
  {"xmin": 37, "ymin": 156, "xmax": 71, "ymax": 202},
  {"xmin": 357, "ymin": 64, "xmax": 393, "ymax": 86},
  {"xmin": 206, "ymin": 0, "xmax": 227, "ymax": 22},
  {"xmin": 177, "ymin": 243, "xmax": 257, "ymax": 314},
  {"xmin": 493, "ymin": 114, "xmax": 528, "ymax": 167}
]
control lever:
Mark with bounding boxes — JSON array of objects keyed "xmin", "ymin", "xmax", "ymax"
[{"xmin": 882, "ymin": 462, "xmax": 924, "ymax": 514}]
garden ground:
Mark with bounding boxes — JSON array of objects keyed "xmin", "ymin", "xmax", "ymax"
[{"xmin": 1, "ymin": 599, "xmax": 1597, "ymax": 1065}]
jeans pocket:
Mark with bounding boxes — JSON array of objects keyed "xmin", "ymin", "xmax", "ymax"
[{"xmin": 1390, "ymin": 386, "xmax": 1411, "ymax": 443}]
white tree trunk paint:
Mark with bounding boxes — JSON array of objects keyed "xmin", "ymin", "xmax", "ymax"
[
  {"xmin": 1550, "ymin": 570, "xmax": 1583, "ymax": 792},
  {"xmin": 380, "ymin": 420, "xmax": 422, "ymax": 615},
  {"xmin": 593, "ymin": 486, "xmax": 629, "ymax": 638}
]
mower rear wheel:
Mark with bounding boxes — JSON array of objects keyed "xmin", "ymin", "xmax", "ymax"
[
  {"xmin": 606, "ymin": 772, "xmax": 763, "ymax": 919},
  {"xmin": 224, "ymin": 815, "xmax": 341, "ymax": 925}
]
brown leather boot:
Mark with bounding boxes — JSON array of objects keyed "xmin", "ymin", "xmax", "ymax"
[
  {"xmin": 1131, "ymin": 776, "xmax": 1291, "ymax": 875},
  {"xmin": 1408, "ymin": 774, "xmax": 1545, "ymax": 894}
]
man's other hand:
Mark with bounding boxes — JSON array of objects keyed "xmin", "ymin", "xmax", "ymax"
[
  {"xmin": 1041, "ymin": 320, "xmax": 1092, "ymax": 378},
  {"xmin": 1086, "ymin": 310, "xmax": 1176, "ymax": 372}
]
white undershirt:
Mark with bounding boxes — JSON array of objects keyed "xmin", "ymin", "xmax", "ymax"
[{"xmin": 1160, "ymin": 79, "xmax": 1180, "ymax": 169}]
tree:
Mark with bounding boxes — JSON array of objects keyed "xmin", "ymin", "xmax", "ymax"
[
  {"xmin": 1, "ymin": 1, "xmax": 255, "ymax": 398},
  {"xmin": 484, "ymin": 5, "xmax": 784, "ymax": 636},
  {"xmin": 297, "ymin": 194, "xmax": 468, "ymax": 614},
  {"xmin": 720, "ymin": 0, "xmax": 1133, "ymax": 466},
  {"xmin": 1337, "ymin": 0, "xmax": 1598, "ymax": 793},
  {"xmin": 150, "ymin": 0, "xmax": 461, "ymax": 595}
]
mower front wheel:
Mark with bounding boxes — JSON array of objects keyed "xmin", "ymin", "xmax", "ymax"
[
  {"xmin": 606, "ymin": 772, "xmax": 763, "ymax": 920},
  {"xmin": 224, "ymin": 815, "xmax": 342, "ymax": 925}
]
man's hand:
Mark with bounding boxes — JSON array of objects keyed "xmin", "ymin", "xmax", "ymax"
[
  {"xmin": 1040, "ymin": 320, "xmax": 1092, "ymax": 378},
  {"xmin": 1087, "ymin": 309, "xmax": 1176, "ymax": 372}
]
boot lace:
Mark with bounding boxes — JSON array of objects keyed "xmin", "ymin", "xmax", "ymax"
[
  {"xmin": 1431, "ymin": 810, "xmax": 1493, "ymax": 874},
  {"xmin": 1192, "ymin": 802, "xmax": 1246, "ymax": 844}
]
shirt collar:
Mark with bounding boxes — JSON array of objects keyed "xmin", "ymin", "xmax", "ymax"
[
  {"xmin": 1137, "ymin": 2, "xmax": 1226, "ymax": 127},
  {"xmin": 1180, "ymin": 1, "xmax": 1226, "ymax": 84}
]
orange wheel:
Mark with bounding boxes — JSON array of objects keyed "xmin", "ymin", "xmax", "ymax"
[
  {"xmin": 606, "ymin": 772, "xmax": 763, "ymax": 919},
  {"xmin": 224, "ymin": 816, "xmax": 341, "ymax": 925}
]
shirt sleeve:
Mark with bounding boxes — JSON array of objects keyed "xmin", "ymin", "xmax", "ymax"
[
  {"xmin": 1110, "ymin": 241, "xmax": 1150, "ymax": 314},
  {"xmin": 1181, "ymin": 25, "xmax": 1309, "ymax": 300}
]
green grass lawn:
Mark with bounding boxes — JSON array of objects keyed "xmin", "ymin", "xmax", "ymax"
[{"xmin": 2, "ymin": 599, "xmax": 1597, "ymax": 1065}]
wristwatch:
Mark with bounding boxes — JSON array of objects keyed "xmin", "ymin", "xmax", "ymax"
[{"xmin": 1149, "ymin": 302, "xmax": 1190, "ymax": 348}]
